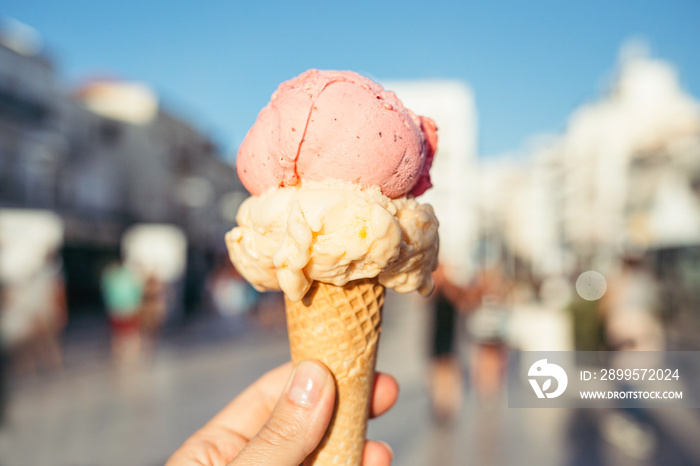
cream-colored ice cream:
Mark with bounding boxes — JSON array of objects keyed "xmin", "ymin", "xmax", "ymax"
[{"xmin": 226, "ymin": 179, "xmax": 438, "ymax": 302}]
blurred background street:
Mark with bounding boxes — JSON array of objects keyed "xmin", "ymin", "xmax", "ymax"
[
  {"xmin": 3, "ymin": 292, "xmax": 699, "ymax": 466},
  {"xmin": 1, "ymin": 2, "xmax": 700, "ymax": 465}
]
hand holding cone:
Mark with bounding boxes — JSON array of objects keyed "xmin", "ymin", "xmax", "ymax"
[{"xmin": 285, "ymin": 279, "xmax": 384, "ymax": 465}]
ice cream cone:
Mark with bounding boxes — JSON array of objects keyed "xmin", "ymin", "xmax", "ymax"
[{"xmin": 284, "ymin": 278, "xmax": 385, "ymax": 466}]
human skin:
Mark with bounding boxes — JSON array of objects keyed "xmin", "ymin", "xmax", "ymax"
[{"xmin": 166, "ymin": 360, "xmax": 399, "ymax": 466}]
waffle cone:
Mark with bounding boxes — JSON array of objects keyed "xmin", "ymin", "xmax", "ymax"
[{"xmin": 284, "ymin": 278, "xmax": 385, "ymax": 466}]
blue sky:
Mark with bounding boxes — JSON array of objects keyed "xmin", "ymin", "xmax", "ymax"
[{"xmin": 4, "ymin": 0, "xmax": 699, "ymax": 159}]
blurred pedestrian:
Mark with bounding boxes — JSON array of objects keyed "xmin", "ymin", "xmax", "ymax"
[
  {"xmin": 600, "ymin": 254, "xmax": 664, "ymax": 351},
  {"xmin": 466, "ymin": 266, "xmax": 511, "ymax": 404},
  {"xmin": 567, "ymin": 280, "xmax": 606, "ymax": 352},
  {"xmin": 206, "ymin": 258, "xmax": 258, "ymax": 318},
  {"xmin": 428, "ymin": 264, "xmax": 469, "ymax": 423},
  {"xmin": 138, "ymin": 272, "xmax": 167, "ymax": 353},
  {"xmin": 100, "ymin": 260, "xmax": 144, "ymax": 367},
  {"xmin": 0, "ymin": 248, "xmax": 67, "ymax": 375},
  {"xmin": 597, "ymin": 255, "xmax": 664, "ymax": 461}
]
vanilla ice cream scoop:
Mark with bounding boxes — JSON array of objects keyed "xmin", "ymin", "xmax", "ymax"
[
  {"xmin": 226, "ymin": 180, "xmax": 438, "ymax": 302},
  {"xmin": 237, "ymin": 69, "xmax": 437, "ymax": 199}
]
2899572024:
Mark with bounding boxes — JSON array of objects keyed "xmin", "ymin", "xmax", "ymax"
[{"xmin": 599, "ymin": 368, "xmax": 679, "ymax": 381}]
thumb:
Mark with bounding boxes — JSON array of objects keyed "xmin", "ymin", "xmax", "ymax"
[{"xmin": 229, "ymin": 360, "xmax": 336, "ymax": 466}]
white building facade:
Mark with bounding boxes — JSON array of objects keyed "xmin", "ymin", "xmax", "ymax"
[{"xmin": 383, "ymin": 79, "xmax": 479, "ymax": 284}]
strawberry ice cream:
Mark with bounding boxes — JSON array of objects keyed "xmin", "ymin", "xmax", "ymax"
[{"xmin": 236, "ymin": 69, "xmax": 437, "ymax": 199}]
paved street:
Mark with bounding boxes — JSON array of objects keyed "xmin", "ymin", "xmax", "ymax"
[{"xmin": 1, "ymin": 292, "xmax": 698, "ymax": 466}]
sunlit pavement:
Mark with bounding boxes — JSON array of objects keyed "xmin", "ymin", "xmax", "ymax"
[{"xmin": 1, "ymin": 293, "xmax": 698, "ymax": 466}]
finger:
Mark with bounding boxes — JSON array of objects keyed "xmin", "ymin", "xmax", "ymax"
[
  {"xmin": 362, "ymin": 440, "xmax": 394, "ymax": 466},
  {"xmin": 229, "ymin": 360, "xmax": 336, "ymax": 466},
  {"xmin": 370, "ymin": 372, "xmax": 400, "ymax": 418}
]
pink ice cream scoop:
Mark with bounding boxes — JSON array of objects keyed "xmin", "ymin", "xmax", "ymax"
[{"xmin": 236, "ymin": 69, "xmax": 437, "ymax": 199}]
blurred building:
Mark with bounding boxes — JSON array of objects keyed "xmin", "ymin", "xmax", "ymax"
[
  {"xmin": 558, "ymin": 46, "xmax": 700, "ymax": 266},
  {"xmin": 481, "ymin": 44, "xmax": 700, "ymax": 348},
  {"xmin": 477, "ymin": 152, "xmax": 560, "ymax": 279},
  {"xmin": 0, "ymin": 25, "xmax": 60, "ymax": 211},
  {"xmin": 552, "ymin": 47, "xmax": 700, "ymax": 349},
  {"xmin": 0, "ymin": 25, "xmax": 246, "ymax": 315}
]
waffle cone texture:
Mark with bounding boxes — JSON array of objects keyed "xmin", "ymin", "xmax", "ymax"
[{"xmin": 284, "ymin": 278, "xmax": 385, "ymax": 466}]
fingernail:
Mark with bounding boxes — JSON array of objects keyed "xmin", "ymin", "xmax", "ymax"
[{"xmin": 287, "ymin": 360, "xmax": 327, "ymax": 407}]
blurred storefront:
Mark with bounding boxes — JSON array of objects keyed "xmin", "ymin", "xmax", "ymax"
[{"xmin": 0, "ymin": 31, "xmax": 246, "ymax": 319}]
